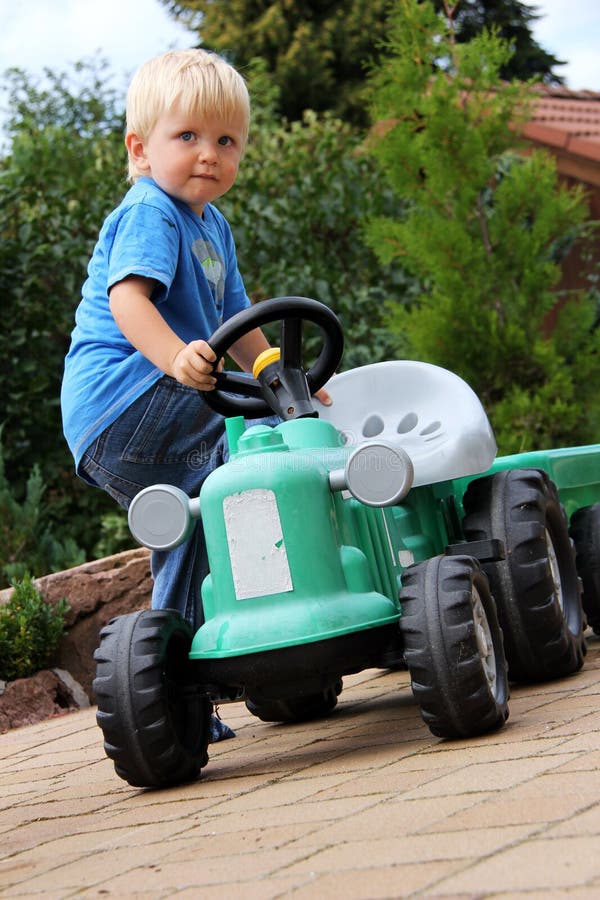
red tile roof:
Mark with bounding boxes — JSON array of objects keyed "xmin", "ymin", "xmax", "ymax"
[{"xmin": 523, "ymin": 86, "xmax": 600, "ymax": 183}]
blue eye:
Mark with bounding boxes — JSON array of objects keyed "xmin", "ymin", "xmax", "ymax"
[
  {"xmin": 218, "ymin": 135, "xmax": 233, "ymax": 146},
  {"xmin": 180, "ymin": 131, "xmax": 195, "ymax": 142}
]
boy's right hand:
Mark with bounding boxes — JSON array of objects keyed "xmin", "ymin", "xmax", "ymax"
[
  {"xmin": 172, "ymin": 340, "xmax": 221, "ymax": 390},
  {"xmin": 110, "ymin": 279, "xmax": 223, "ymax": 389}
]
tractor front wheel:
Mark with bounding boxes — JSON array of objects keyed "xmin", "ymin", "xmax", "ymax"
[
  {"xmin": 93, "ymin": 609, "xmax": 212, "ymax": 788},
  {"xmin": 399, "ymin": 554, "xmax": 509, "ymax": 739}
]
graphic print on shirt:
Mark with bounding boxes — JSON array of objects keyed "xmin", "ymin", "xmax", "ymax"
[{"xmin": 192, "ymin": 238, "xmax": 225, "ymax": 321}]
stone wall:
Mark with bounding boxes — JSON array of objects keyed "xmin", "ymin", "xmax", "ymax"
[{"xmin": 0, "ymin": 548, "xmax": 152, "ymax": 700}]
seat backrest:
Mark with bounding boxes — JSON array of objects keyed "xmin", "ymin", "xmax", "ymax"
[{"xmin": 318, "ymin": 361, "xmax": 497, "ymax": 486}]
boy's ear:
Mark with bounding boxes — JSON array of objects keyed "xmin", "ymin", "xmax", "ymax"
[{"xmin": 126, "ymin": 132, "xmax": 150, "ymax": 171}]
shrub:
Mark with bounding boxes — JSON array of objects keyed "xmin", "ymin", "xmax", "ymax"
[
  {"xmin": 0, "ymin": 575, "xmax": 69, "ymax": 682},
  {"xmin": 0, "ymin": 430, "xmax": 85, "ymax": 588},
  {"xmin": 0, "ymin": 58, "xmax": 125, "ymax": 558},
  {"xmin": 93, "ymin": 510, "xmax": 135, "ymax": 560}
]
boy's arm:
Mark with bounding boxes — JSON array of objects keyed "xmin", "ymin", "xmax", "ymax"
[
  {"xmin": 227, "ymin": 328, "xmax": 271, "ymax": 373},
  {"xmin": 110, "ymin": 278, "xmax": 331, "ymax": 403},
  {"xmin": 109, "ymin": 275, "xmax": 218, "ymax": 389}
]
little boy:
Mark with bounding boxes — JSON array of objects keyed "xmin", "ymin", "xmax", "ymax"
[{"xmin": 61, "ymin": 48, "xmax": 327, "ymax": 643}]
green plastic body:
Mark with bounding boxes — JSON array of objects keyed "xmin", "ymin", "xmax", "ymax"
[
  {"xmin": 191, "ymin": 418, "xmax": 409, "ymax": 659},
  {"xmin": 450, "ymin": 444, "xmax": 600, "ymax": 521},
  {"xmin": 190, "ymin": 415, "xmax": 600, "ymax": 662}
]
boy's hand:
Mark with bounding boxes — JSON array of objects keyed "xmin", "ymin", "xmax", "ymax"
[
  {"xmin": 172, "ymin": 340, "xmax": 221, "ymax": 389},
  {"xmin": 313, "ymin": 386, "xmax": 332, "ymax": 407}
]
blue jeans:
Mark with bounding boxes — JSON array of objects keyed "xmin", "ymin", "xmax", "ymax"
[{"xmin": 80, "ymin": 375, "xmax": 275, "ymax": 631}]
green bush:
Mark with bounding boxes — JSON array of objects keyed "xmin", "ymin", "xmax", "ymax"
[
  {"xmin": 93, "ymin": 510, "xmax": 135, "ymax": 560},
  {"xmin": 0, "ymin": 575, "xmax": 69, "ymax": 681},
  {"xmin": 0, "ymin": 59, "xmax": 126, "ymax": 558},
  {"xmin": 0, "ymin": 430, "xmax": 85, "ymax": 588}
]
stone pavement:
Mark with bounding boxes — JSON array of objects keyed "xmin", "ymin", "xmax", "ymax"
[{"xmin": 2, "ymin": 635, "xmax": 600, "ymax": 899}]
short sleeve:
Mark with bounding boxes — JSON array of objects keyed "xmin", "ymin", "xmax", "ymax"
[{"xmin": 106, "ymin": 201, "xmax": 181, "ymax": 302}]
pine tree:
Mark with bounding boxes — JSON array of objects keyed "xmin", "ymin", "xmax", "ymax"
[
  {"xmin": 365, "ymin": 0, "xmax": 600, "ymax": 453},
  {"xmin": 161, "ymin": 0, "xmax": 565, "ymax": 122},
  {"xmin": 432, "ymin": 0, "xmax": 565, "ymax": 83},
  {"xmin": 161, "ymin": 0, "xmax": 393, "ymax": 123}
]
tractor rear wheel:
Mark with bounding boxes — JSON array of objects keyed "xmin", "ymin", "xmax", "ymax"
[
  {"xmin": 463, "ymin": 468, "xmax": 585, "ymax": 682},
  {"xmin": 570, "ymin": 503, "xmax": 600, "ymax": 635},
  {"xmin": 246, "ymin": 680, "xmax": 343, "ymax": 723}
]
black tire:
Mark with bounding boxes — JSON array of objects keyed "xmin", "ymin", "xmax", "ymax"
[
  {"xmin": 246, "ymin": 679, "xmax": 343, "ymax": 723},
  {"xmin": 463, "ymin": 468, "xmax": 586, "ymax": 682},
  {"xmin": 570, "ymin": 503, "xmax": 600, "ymax": 635},
  {"xmin": 93, "ymin": 609, "xmax": 212, "ymax": 788},
  {"xmin": 399, "ymin": 554, "xmax": 509, "ymax": 739}
]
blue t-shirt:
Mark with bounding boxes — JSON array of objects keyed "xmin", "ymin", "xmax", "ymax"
[{"xmin": 61, "ymin": 178, "xmax": 250, "ymax": 469}]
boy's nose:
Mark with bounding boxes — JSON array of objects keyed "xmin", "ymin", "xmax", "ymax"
[{"xmin": 198, "ymin": 142, "xmax": 217, "ymax": 164}]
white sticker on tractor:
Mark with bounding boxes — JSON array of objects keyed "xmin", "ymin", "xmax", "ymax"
[{"xmin": 223, "ymin": 489, "xmax": 293, "ymax": 600}]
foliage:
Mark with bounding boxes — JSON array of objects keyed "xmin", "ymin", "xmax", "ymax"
[
  {"xmin": 161, "ymin": 0, "xmax": 565, "ymax": 123},
  {"xmin": 162, "ymin": 0, "xmax": 393, "ymax": 123},
  {"xmin": 432, "ymin": 0, "xmax": 565, "ymax": 83},
  {"xmin": 365, "ymin": 0, "xmax": 600, "ymax": 453},
  {"xmin": 1, "ymin": 58, "xmax": 125, "ymax": 139},
  {"xmin": 0, "ymin": 58, "xmax": 126, "ymax": 554},
  {"xmin": 93, "ymin": 511, "xmax": 135, "ymax": 561},
  {"xmin": 0, "ymin": 575, "xmax": 69, "ymax": 682},
  {"xmin": 0, "ymin": 430, "xmax": 85, "ymax": 587},
  {"xmin": 221, "ymin": 60, "xmax": 413, "ymax": 369}
]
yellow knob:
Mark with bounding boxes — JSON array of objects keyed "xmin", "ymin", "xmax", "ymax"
[{"xmin": 253, "ymin": 347, "xmax": 281, "ymax": 379}]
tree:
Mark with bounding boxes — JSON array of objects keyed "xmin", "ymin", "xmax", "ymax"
[
  {"xmin": 161, "ymin": 0, "xmax": 565, "ymax": 122},
  {"xmin": 365, "ymin": 0, "xmax": 600, "ymax": 453},
  {"xmin": 432, "ymin": 0, "xmax": 565, "ymax": 83},
  {"xmin": 161, "ymin": 0, "xmax": 393, "ymax": 122}
]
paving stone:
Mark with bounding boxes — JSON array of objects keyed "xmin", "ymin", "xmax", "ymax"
[
  {"xmin": 2, "ymin": 642, "xmax": 600, "ymax": 897},
  {"xmin": 433, "ymin": 835, "xmax": 600, "ymax": 894}
]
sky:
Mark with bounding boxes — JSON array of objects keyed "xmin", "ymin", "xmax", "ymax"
[
  {"xmin": 530, "ymin": 0, "xmax": 600, "ymax": 90},
  {"xmin": 0, "ymin": 0, "xmax": 599, "ymax": 115},
  {"xmin": 0, "ymin": 0, "xmax": 194, "ymax": 97}
]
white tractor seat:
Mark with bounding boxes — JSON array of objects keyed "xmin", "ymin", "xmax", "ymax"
[{"xmin": 318, "ymin": 361, "xmax": 497, "ymax": 486}]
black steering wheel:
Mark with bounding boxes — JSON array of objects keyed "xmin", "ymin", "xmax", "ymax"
[{"xmin": 202, "ymin": 296, "xmax": 344, "ymax": 417}]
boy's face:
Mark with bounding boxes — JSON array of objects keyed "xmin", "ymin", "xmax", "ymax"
[{"xmin": 128, "ymin": 103, "xmax": 246, "ymax": 215}]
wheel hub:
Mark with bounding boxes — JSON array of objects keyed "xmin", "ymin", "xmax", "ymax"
[
  {"xmin": 545, "ymin": 527, "xmax": 563, "ymax": 613},
  {"xmin": 472, "ymin": 586, "xmax": 497, "ymax": 692}
]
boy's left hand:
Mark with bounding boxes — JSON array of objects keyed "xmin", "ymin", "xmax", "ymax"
[{"xmin": 313, "ymin": 386, "xmax": 332, "ymax": 407}]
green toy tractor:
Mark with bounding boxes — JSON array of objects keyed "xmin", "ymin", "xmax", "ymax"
[{"xmin": 93, "ymin": 297, "xmax": 600, "ymax": 788}]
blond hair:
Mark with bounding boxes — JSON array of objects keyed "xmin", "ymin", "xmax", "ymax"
[{"xmin": 126, "ymin": 48, "xmax": 250, "ymax": 182}]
